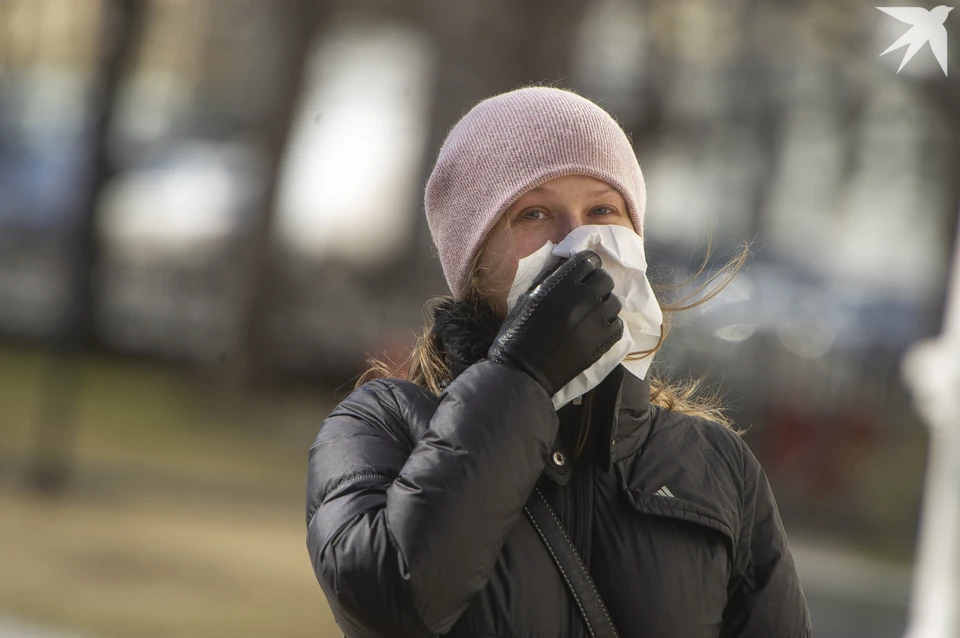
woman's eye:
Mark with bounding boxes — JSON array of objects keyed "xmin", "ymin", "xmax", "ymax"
[
  {"xmin": 591, "ymin": 206, "xmax": 616, "ymax": 216},
  {"xmin": 521, "ymin": 209, "xmax": 548, "ymax": 221}
]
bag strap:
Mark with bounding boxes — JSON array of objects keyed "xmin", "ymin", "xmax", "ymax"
[{"xmin": 523, "ymin": 486, "xmax": 621, "ymax": 638}]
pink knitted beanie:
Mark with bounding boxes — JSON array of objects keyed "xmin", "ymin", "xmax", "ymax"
[{"xmin": 424, "ymin": 85, "xmax": 646, "ymax": 298}]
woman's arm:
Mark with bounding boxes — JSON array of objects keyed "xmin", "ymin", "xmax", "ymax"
[
  {"xmin": 306, "ymin": 359, "xmax": 558, "ymax": 638},
  {"xmin": 720, "ymin": 441, "xmax": 813, "ymax": 638}
]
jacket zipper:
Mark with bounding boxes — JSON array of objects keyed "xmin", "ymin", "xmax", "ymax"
[
  {"xmin": 576, "ymin": 389, "xmax": 595, "ymax": 556},
  {"xmin": 573, "ymin": 412, "xmax": 585, "ymax": 561},
  {"xmin": 568, "ymin": 389, "xmax": 594, "ymax": 638}
]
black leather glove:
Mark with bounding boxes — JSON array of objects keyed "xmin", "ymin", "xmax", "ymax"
[{"xmin": 487, "ymin": 250, "xmax": 624, "ymax": 397}]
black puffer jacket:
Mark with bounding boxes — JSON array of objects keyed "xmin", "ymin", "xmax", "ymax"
[{"xmin": 306, "ymin": 310, "xmax": 812, "ymax": 638}]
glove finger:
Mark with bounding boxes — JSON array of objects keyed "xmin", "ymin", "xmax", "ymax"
[
  {"xmin": 566, "ymin": 250, "xmax": 602, "ymax": 284},
  {"xmin": 609, "ymin": 316, "xmax": 625, "ymax": 341},
  {"xmin": 530, "ymin": 250, "xmax": 601, "ymax": 297},
  {"xmin": 583, "ymin": 267, "xmax": 615, "ymax": 297},
  {"xmin": 602, "ymin": 291, "xmax": 622, "ymax": 324},
  {"xmin": 577, "ymin": 309, "xmax": 624, "ymax": 369},
  {"xmin": 531, "ymin": 256, "xmax": 567, "ymax": 290}
]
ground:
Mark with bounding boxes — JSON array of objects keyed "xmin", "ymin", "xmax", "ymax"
[
  {"xmin": 0, "ymin": 487, "xmax": 340, "ymax": 638},
  {"xmin": 0, "ymin": 344, "xmax": 344, "ymax": 637}
]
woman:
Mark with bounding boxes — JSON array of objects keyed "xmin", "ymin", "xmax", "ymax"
[{"xmin": 305, "ymin": 86, "xmax": 812, "ymax": 638}]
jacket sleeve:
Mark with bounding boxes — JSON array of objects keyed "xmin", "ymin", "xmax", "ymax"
[
  {"xmin": 720, "ymin": 440, "xmax": 813, "ymax": 638},
  {"xmin": 305, "ymin": 359, "xmax": 559, "ymax": 638}
]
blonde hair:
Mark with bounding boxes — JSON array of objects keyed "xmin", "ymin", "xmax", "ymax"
[{"xmin": 359, "ymin": 235, "xmax": 750, "ymax": 455}]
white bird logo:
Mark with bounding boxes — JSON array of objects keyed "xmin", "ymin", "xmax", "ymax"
[{"xmin": 877, "ymin": 5, "xmax": 953, "ymax": 76}]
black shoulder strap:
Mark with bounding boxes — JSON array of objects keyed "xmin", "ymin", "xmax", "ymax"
[{"xmin": 523, "ymin": 487, "xmax": 621, "ymax": 638}]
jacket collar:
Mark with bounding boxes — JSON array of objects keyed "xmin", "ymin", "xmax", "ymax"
[
  {"xmin": 607, "ymin": 364, "xmax": 654, "ymax": 466},
  {"xmin": 542, "ymin": 364, "xmax": 653, "ymax": 484}
]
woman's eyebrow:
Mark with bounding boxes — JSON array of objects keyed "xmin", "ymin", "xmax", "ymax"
[{"xmin": 587, "ymin": 186, "xmax": 616, "ymax": 197}]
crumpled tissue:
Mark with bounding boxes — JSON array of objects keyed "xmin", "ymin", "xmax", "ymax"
[{"xmin": 506, "ymin": 224, "xmax": 663, "ymax": 410}]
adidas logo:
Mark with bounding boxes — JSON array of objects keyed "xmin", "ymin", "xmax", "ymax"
[{"xmin": 655, "ymin": 485, "xmax": 675, "ymax": 498}]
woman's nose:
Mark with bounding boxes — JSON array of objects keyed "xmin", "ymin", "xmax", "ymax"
[{"xmin": 553, "ymin": 213, "xmax": 584, "ymax": 243}]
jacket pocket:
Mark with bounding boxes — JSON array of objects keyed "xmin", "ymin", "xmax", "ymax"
[
  {"xmin": 616, "ymin": 487, "xmax": 735, "ymax": 629},
  {"xmin": 621, "ymin": 488, "xmax": 737, "ymax": 552}
]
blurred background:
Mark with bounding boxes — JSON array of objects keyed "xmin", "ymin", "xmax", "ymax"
[{"xmin": 1, "ymin": 0, "xmax": 958, "ymax": 636}]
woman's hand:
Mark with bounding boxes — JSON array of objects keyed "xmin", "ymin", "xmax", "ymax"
[{"xmin": 487, "ymin": 250, "xmax": 624, "ymax": 397}]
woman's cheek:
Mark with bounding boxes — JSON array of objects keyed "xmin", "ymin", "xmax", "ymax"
[
  {"xmin": 491, "ymin": 259, "xmax": 519, "ymax": 298},
  {"xmin": 515, "ymin": 232, "xmax": 554, "ymax": 259}
]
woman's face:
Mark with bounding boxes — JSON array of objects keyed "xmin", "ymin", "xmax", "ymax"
[{"xmin": 477, "ymin": 174, "xmax": 635, "ymax": 310}]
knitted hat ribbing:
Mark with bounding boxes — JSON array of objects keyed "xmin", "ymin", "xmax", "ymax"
[{"xmin": 424, "ymin": 86, "xmax": 646, "ymax": 298}]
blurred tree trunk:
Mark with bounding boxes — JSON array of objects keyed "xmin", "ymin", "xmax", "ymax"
[
  {"xmin": 626, "ymin": 2, "xmax": 670, "ymax": 165},
  {"xmin": 740, "ymin": 0, "xmax": 783, "ymax": 243},
  {"xmin": 28, "ymin": 0, "xmax": 147, "ymax": 494},
  {"xmin": 218, "ymin": 0, "xmax": 332, "ymax": 397}
]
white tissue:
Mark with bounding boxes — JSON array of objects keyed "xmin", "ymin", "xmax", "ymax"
[{"xmin": 505, "ymin": 224, "xmax": 663, "ymax": 410}]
